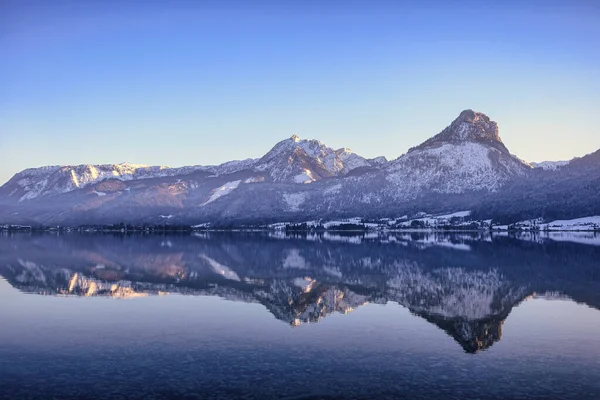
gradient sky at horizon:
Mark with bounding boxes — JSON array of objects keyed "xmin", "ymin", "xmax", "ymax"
[{"xmin": 1, "ymin": 0, "xmax": 599, "ymax": 184}]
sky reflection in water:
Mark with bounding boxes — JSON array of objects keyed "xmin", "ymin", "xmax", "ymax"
[{"xmin": 0, "ymin": 232, "xmax": 599, "ymax": 400}]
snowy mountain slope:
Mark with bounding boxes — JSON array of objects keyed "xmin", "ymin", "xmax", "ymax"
[
  {"xmin": 367, "ymin": 156, "xmax": 388, "ymax": 166},
  {"xmin": 0, "ymin": 163, "xmax": 181, "ymax": 202},
  {"xmin": 386, "ymin": 142, "xmax": 529, "ymax": 197},
  {"xmin": 531, "ymin": 160, "xmax": 570, "ymax": 170},
  {"xmin": 0, "ymin": 109, "xmax": 598, "ymax": 225},
  {"xmin": 0, "ymin": 162, "xmax": 217, "ymax": 204},
  {"xmin": 470, "ymin": 148, "xmax": 600, "ymax": 224},
  {"xmin": 0, "ymin": 158, "xmax": 267, "ymax": 205},
  {"xmin": 208, "ymin": 158, "xmax": 259, "ymax": 175},
  {"xmin": 0, "ymin": 135, "xmax": 374, "ymax": 205},
  {"xmin": 252, "ymin": 135, "xmax": 372, "ymax": 183},
  {"xmin": 384, "ymin": 110, "xmax": 532, "ymax": 199}
]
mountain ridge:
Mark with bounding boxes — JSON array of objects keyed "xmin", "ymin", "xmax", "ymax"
[{"xmin": 1, "ymin": 110, "xmax": 599, "ymax": 225}]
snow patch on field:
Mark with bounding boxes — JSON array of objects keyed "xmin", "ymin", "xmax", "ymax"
[
  {"xmin": 323, "ymin": 217, "xmax": 362, "ymax": 228},
  {"xmin": 395, "ymin": 211, "xmax": 474, "ymax": 228},
  {"xmin": 542, "ymin": 216, "xmax": 600, "ymax": 231},
  {"xmin": 437, "ymin": 210, "xmax": 471, "ymax": 219},
  {"xmin": 203, "ymin": 180, "xmax": 241, "ymax": 205},
  {"xmin": 493, "ymin": 216, "xmax": 600, "ymax": 231}
]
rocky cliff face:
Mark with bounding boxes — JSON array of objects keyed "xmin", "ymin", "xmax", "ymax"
[{"xmin": 412, "ymin": 109, "xmax": 504, "ymax": 151}]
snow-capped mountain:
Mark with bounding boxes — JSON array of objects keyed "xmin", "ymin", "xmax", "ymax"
[
  {"xmin": 0, "ymin": 135, "xmax": 372, "ymax": 203},
  {"xmin": 0, "ymin": 109, "xmax": 598, "ymax": 226},
  {"xmin": 384, "ymin": 110, "xmax": 531, "ymax": 198},
  {"xmin": 251, "ymin": 135, "xmax": 373, "ymax": 183},
  {"xmin": 3, "ymin": 163, "xmax": 179, "ymax": 202},
  {"xmin": 414, "ymin": 109, "xmax": 505, "ymax": 150},
  {"xmin": 0, "ymin": 161, "xmax": 253, "ymax": 203}
]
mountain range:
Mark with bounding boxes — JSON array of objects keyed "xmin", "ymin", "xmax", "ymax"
[{"xmin": 1, "ymin": 109, "xmax": 598, "ymax": 226}]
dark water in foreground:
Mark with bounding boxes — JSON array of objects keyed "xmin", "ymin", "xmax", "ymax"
[{"xmin": 0, "ymin": 231, "xmax": 599, "ymax": 400}]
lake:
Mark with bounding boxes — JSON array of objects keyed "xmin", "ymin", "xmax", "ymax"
[{"xmin": 1, "ymin": 231, "xmax": 599, "ymax": 400}]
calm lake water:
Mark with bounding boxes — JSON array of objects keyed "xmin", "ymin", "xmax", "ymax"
[{"xmin": 1, "ymin": 231, "xmax": 599, "ymax": 400}]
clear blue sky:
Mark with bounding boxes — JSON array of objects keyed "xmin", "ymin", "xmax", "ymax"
[{"xmin": 1, "ymin": 0, "xmax": 599, "ymax": 184}]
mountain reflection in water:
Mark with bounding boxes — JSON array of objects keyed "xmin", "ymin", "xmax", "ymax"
[{"xmin": 1, "ymin": 231, "xmax": 599, "ymax": 354}]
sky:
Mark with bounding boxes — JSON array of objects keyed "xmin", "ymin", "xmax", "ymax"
[{"xmin": 1, "ymin": 0, "xmax": 599, "ymax": 184}]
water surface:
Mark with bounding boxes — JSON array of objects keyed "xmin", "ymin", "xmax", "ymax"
[{"xmin": 1, "ymin": 232, "xmax": 599, "ymax": 399}]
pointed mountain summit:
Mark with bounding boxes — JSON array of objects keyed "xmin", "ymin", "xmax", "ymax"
[
  {"xmin": 385, "ymin": 110, "xmax": 531, "ymax": 198},
  {"xmin": 411, "ymin": 109, "xmax": 508, "ymax": 153},
  {"xmin": 253, "ymin": 135, "xmax": 371, "ymax": 183}
]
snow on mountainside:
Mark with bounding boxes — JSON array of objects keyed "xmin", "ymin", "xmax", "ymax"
[
  {"xmin": 384, "ymin": 110, "xmax": 531, "ymax": 198},
  {"xmin": 202, "ymin": 180, "xmax": 241, "ymax": 206},
  {"xmin": 542, "ymin": 216, "xmax": 600, "ymax": 231},
  {"xmin": 208, "ymin": 158, "xmax": 259, "ymax": 175},
  {"xmin": 531, "ymin": 160, "xmax": 570, "ymax": 170},
  {"xmin": 253, "ymin": 135, "xmax": 372, "ymax": 182},
  {"xmin": 1, "ymin": 108, "xmax": 597, "ymax": 226},
  {"xmin": 5, "ymin": 163, "xmax": 182, "ymax": 202},
  {"xmin": 0, "ymin": 135, "xmax": 375, "ymax": 203},
  {"xmin": 0, "ymin": 159, "xmax": 269, "ymax": 203},
  {"xmin": 368, "ymin": 156, "xmax": 388, "ymax": 165}
]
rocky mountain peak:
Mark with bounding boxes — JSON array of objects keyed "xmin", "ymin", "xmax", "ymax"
[
  {"xmin": 386, "ymin": 110, "xmax": 531, "ymax": 197},
  {"xmin": 451, "ymin": 109, "xmax": 500, "ymax": 140},
  {"xmin": 368, "ymin": 156, "xmax": 388, "ymax": 165},
  {"xmin": 253, "ymin": 135, "xmax": 372, "ymax": 182},
  {"xmin": 410, "ymin": 109, "xmax": 506, "ymax": 153},
  {"xmin": 259, "ymin": 136, "xmax": 324, "ymax": 163}
]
